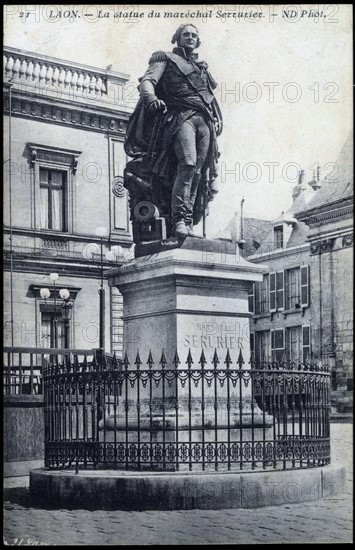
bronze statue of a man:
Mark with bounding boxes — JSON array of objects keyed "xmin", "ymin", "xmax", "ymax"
[{"xmin": 124, "ymin": 24, "xmax": 223, "ymax": 241}]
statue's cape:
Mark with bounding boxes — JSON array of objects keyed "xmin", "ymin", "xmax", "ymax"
[{"xmin": 124, "ymin": 97, "xmax": 148, "ymax": 158}]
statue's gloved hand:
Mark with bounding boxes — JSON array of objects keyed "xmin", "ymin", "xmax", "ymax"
[{"xmin": 148, "ymin": 99, "xmax": 167, "ymax": 114}]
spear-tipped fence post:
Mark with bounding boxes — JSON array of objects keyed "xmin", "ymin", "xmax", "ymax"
[
  {"xmin": 101, "ymin": 350, "xmax": 108, "ymax": 371},
  {"xmin": 186, "ymin": 348, "xmax": 194, "ymax": 369},
  {"xmin": 92, "ymin": 352, "xmax": 98, "ymax": 372},
  {"xmin": 224, "ymin": 349, "xmax": 232, "ymax": 470},
  {"xmin": 173, "ymin": 349, "xmax": 180, "ymax": 471},
  {"xmin": 212, "ymin": 349, "xmax": 219, "ymax": 471},
  {"xmin": 147, "ymin": 349, "xmax": 154, "ymax": 369},
  {"xmin": 224, "ymin": 348, "xmax": 232, "ymax": 369},
  {"xmin": 237, "ymin": 349, "xmax": 244, "ymax": 369},
  {"xmin": 212, "ymin": 348, "xmax": 220, "ymax": 369},
  {"xmin": 160, "ymin": 349, "xmax": 167, "ymax": 369},
  {"xmin": 135, "ymin": 350, "xmax": 142, "ymax": 370},
  {"xmin": 237, "ymin": 348, "xmax": 245, "ymax": 470},
  {"xmin": 123, "ymin": 351, "xmax": 130, "ymax": 370},
  {"xmin": 173, "ymin": 350, "xmax": 180, "ymax": 369},
  {"xmin": 199, "ymin": 349, "xmax": 207, "ymax": 368},
  {"xmin": 186, "ymin": 349, "xmax": 194, "ymax": 470}
]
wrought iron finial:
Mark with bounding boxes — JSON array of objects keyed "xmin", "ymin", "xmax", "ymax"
[
  {"xmin": 112, "ymin": 351, "xmax": 118, "ymax": 370},
  {"xmin": 92, "ymin": 352, "xmax": 98, "ymax": 371},
  {"xmin": 199, "ymin": 349, "xmax": 207, "ymax": 368},
  {"xmin": 135, "ymin": 350, "xmax": 142, "ymax": 369},
  {"xmin": 101, "ymin": 351, "xmax": 108, "ymax": 370},
  {"xmin": 237, "ymin": 349, "xmax": 244, "ymax": 368},
  {"xmin": 147, "ymin": 349, "xmax": 154, "ymax": 369},
  {"xmin": 173, "ymin": 349, "xmax": 181, "ymax": 369},
  {"xmin": 224, "ymin": 348, "xmax": 232, "ymax": 369},
  {"xmin": 123, "ymin": 351, "xmax": 130, "ymax": 369},
  {"xmin": 74, "ymin": 353, "xmax": 80, "ymax": 370},
  {"xmin": 212, "ymin": 348, "xmax": 220, "ymax": 368},
  {"xmin": 186, "ymin": 348, "xmax": 194, "ymax": 368},
  {"xmin": 159, "ymin": 349, "xmax": 167, "ymax": 369}
]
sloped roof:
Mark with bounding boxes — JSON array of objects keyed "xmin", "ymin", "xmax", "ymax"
[
  {"xmin": 288, "ymin": 184, "xmax": 317, "ymax": 215},
  {"xmin": 285, "ymin": 220, "xmax": 309, "ymax": 247},
  {"xmin": 219, "ymin": 213, "xmax": 273, "ymax": 256},
  {"xmin": 243, "ymin": 217, "xmax": 275, "ymax": 256},
  {"xmin": 247, "ymin": 217, "xmax": 309, "ymax": 257},
  {"xmin": 299, "ymin": 130, "xmax": 353, "ymax": 213}
]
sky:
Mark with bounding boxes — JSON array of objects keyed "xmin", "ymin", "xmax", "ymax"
[{"xmin": 4, "ymin": 4, "xmax": 353, "ymax": 236}]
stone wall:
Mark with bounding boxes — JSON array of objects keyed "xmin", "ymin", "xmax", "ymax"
[{"xmin": 4, "ymin": 395, "xmax": 44, "ymax": 476}]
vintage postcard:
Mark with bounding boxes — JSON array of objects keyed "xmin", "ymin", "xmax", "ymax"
[{"xmin": 3, "ymin": 3, "xmax": 353, "ymax": 545}]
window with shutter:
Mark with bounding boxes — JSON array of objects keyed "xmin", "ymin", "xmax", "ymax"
[
  {"xmin": 286, "ymin": 268, "xmax": 301, "ymax": 309},
  {"xmin": 254, "ymin": 282, "xmax": 260, "ymax": 314},
  {"xmin": 276, "ymin": 271, "xmax": 285, "ymax": 310},
  {"xmin": 255, "ymin": 275, "xmax": 269, "ymax": 314},
  {"xmin": 271, "ymin": 328, "xmax": 285, "ymax": 362},
  {"xmin": 287, "ymin": 326, "xmax": 302, "ymax": 362},
  {"xmin": 302, "ymin": 325, "xmax": 311, "ymax": 363},
  {"xmin": 255, "ymin": 330, "xmax": 271, "ymax": 363},
  {"xmin": 250, "ymin": 332, "xmax": 255, "ymax": 359},
  {"xmin": 269, "ymin": 272, "xmax": 276, "ymax": 312},
  {"xmin": 248, "ymin": 283, "xmax": 255, "ymax": 314},
  {"xmin": 274, "ymin": 226, "xmax": 284, "ymax": 249},
  {"xmin": 300, "ymin": 265, "xmax": 310, "ymax": 307}
]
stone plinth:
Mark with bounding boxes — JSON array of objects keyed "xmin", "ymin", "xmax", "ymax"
[
  {"xmin": 108, "ymin": 237, "xmax": 267, "ymax": 364},
  {"xmin": 106, "ymin": 237, "xmax": 270, "ymax": 441}
]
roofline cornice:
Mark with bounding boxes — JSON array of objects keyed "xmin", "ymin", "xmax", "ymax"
[{"xmin": 295, "ymin": 196, "xmax": 353, "ymax": 225}]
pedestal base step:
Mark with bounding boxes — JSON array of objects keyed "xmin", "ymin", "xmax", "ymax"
[{"xmin": 30, "ymin": 464, "xmax": 345, "ymax": 510}]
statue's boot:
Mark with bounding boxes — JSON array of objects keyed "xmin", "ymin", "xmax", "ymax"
[
  {"xmin": 173, "ymin": 220, "xmax": 188, "ymax": 237},
  {"xmin": 185, "ymin": 171, "xmax": 202, "ymax": 237},
  {"xmin": 186, "ymin": 223, "xmax": 195, "ymax": 237}
]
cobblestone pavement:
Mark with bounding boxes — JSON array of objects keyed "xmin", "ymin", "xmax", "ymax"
[{"xmin": 3, "ymin": 424, "xmax": 353, "ymax": 545}]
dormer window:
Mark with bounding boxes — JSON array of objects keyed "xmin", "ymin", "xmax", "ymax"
[{"xmin": 274, "ymin": 226, "xmax": 284, "ymax": 249}]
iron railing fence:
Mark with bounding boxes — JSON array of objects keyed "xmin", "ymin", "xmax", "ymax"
[
  {"xmin": 43, "ymin": 349, "xmax": 331, "ymax": 472},
  {"xmin": 3, "ymin": 347, "xmax": 101, "ymax": 395}
]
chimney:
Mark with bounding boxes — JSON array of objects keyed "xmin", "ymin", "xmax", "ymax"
[
  {"xmin": 292, "ymin": 169, "xmax": 305, "ymax": 202},
  {"xmin": 308, "ymin": 165, "xmax": 322, "ymax": 190},
  {"xmin": 238, "ymin": 197, "xmax": 245, "ymax": 250}
]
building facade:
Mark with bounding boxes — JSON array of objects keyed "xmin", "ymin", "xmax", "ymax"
[
  {"xmin": 222, "ymin": 133, "xmax": 353, "ymax": 414},
  {"xmin": 3, "ymin": 46, "xmax": 134, "ymax": 354},
  {"xmin": 296, "ymin": 131, "xmax": 353, "ymax": 414},
  {"xmin": 246, "ymin": 190, "xmax": 314, "ymax": 368}
]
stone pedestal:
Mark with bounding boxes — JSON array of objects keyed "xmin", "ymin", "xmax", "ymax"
[
  {"xmin": 108, "ymin": 237, "xmax": 267, "ymax": 365},
  {"xmin": 107, "ymin": 238, "xmax": 270, "ymax": 445}
]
